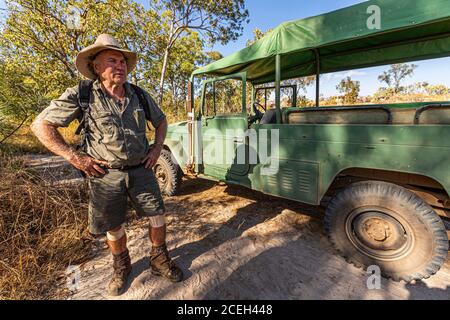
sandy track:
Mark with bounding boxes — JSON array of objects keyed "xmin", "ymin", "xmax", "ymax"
[
  {"xmin": 71, "ymin": 178, "xmax": 450, "ymax": 300},
  {"xmin": 25, "ymin": 155, "xmax": 450, "ymax": 299}
]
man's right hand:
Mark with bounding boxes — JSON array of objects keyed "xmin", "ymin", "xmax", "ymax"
[{"xmin": 69, "ymin": 152, "xmax": 110, "ymax": 177}]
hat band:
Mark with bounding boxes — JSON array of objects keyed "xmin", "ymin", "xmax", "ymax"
[{"xmin": 89, "ymin": 45, "xmax": 127, "ymax": 60}]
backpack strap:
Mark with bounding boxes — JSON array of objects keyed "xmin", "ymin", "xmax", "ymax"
[
  {"xmin": 75, "ymin": 80, "xmax": 94, "ymax": 151},
  {"xmin": 129, "ymin": 83, "xmax": 153, "ymax": 131},
  {"xmin": 75, "ymin": 80, "xmax": 94, "ymax": 135}
]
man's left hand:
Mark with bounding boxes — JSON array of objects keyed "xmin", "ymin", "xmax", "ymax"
[{"xmin": 142, "ymin": 144, "xmax": 163, "ymax": 169}]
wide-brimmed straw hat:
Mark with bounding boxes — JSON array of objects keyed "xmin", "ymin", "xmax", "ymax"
[{"xmin": 75, "ymin": 34, "xmax": 137, "ymax": 80}]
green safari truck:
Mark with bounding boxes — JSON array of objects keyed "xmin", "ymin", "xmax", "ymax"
[{"xmin": 154, "ymin": 0, "xmax": 450, "ymax": 282}]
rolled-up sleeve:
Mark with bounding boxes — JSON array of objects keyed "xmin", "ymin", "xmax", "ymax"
[
  {"xmin": 37, "ymin": 85, "xmax": 81, "ymax": 127},
  {"xmin": 143, "ymin": 92, "xmax": 166, "ymax": 129}
]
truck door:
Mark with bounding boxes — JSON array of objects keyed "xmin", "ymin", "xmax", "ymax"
[{"xmin": 198, "ymin": 73, "xmax": 250, "ymax": 181}]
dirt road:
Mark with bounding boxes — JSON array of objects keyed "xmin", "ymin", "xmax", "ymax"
[
  {"xmin": 27, "ymin": 155, "xmax": 450, "ymax": 300},
  {"xmin": 71, "ymin": 180, "xmax": 449, "ymax": 300}
]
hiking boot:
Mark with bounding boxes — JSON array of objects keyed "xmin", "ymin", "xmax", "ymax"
[
  {"xmin": 149, "ymin": 244, "xmax": 183, "ymax": 282},
  {"xmin": 108, "ymin": 249, "xmax": 132, "ymax": 296}
]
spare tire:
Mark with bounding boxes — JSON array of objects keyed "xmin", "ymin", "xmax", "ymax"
[
  {"xmin": 324, "ymin": 180, "xmax": 448, "ymax": 282},
  {"xmin": 153, "ymin": 149, "xmax": 183, "ymax": 196}
]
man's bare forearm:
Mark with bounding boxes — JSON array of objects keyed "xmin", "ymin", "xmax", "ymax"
[
  {"xmin": 154, "ymin": 118, "xmax": 168, "ymax": 147},
  {"xmin": 30, "ymin": 120, "xmax": 77, "ymax": 162},
  {"xmin": 31, "ymin": 120, "xmax": 110, "ymax": 176},
  {"xmin": 142, "ymin": 118, "xmax": 168, "ymax": 168}
]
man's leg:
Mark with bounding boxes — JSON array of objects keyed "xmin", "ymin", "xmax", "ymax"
[
  {"xmin": 108, "ymin": 225, "xmax": 128, "ymax": 254},
  {"xmin": 106, "ymin": 224, "xmax": 132, "ymax": 296},
  {"xmin": 148, "ymin": 215, "xmax": 183, "ymax": 282},
  {"xmin": 149, "ymin": 223, "xmax": 166, "ymax": 247},
  {"xmin": 127, "ymin": 166, "xmax": 183, "ymax": 282},
  {"xmin": 88, "ymin": 170, "xmax": 130, "ymax": 295}
]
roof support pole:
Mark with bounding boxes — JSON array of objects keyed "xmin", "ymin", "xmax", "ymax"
[
  {"xmin": 251, "ymin": 84, "xmax": 255, "ymax": 113},
  {"xmin": 275, "ymin": 54, "xmax": 281, "ymax": 123},
  {"xmin": 265, "ymin": 88, "xmax": 268, "ymax": 110},
  {"xmin": 213, "ymin": 81, "xmax": 216, "ymax": 114},
  {"xmin": 314, "ymin": 49, "xmax": 320, "ymax": 107}
]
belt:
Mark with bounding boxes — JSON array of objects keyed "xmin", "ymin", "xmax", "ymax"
[{"xmin": 110, "ymin": 163, "xmax": 143, "ymax": 171}]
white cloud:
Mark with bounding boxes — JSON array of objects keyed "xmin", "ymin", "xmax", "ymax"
[
  {"xmin": 333, "ymin": 70, "xmax": 367, "ymax": 79},
  {"xmin": 332, "ymin": 70, "xmax": 367, "ymax": 79},
  {"xmin": 320, "ymin": 70, "xmax": 367, "ymax": 84}
]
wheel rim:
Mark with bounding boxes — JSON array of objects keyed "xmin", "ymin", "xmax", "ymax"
[
  {"xmin": 345, "ymin": 207, "xmax": 414, "ymax": 261},
  {"xmin": 153, "ymin": 164, "xmax": 168, "ymax": 190}
]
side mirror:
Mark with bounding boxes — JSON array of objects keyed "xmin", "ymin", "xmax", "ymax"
[{"xmin": 186, "ymin": 81, "xmax": 193, "ymax": 113}]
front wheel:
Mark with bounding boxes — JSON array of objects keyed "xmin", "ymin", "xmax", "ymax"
[
  {"xmin": 153, "ymin": 149, "xmax": 183, "ymax": 196},
  {"xmin": 324, "ymin": 180, "xmax": 448, "ymax": 282}
]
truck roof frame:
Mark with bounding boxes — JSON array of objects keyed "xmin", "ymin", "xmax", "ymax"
[
  {"xmin": 192, "ymin": 0, "xmax": 450, "ymax": 84},
  {"xmin": 191, "ymin": 0, "xmax": 450, "ymax": 118}
]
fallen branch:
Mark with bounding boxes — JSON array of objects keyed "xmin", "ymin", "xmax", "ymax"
[{"xmin": 0, "ymin": 115, "xmax": 29, "ymax": 145}]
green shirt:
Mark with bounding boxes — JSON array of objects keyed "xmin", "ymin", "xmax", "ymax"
[{"xmin": 37, "ymin": 80, "xmax": 166, "ymax": 168}]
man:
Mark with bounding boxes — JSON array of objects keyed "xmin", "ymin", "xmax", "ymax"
[{"xmin": 31, "ymin": 34, "xmax": 183, "ymax": 296}]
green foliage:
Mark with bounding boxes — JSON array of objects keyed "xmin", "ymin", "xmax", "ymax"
[
  {"xmin": 378, "ymin": 63, "xmax": 417, "ymax": 93},
  {"xmin": 424, "ymin": 84, "xmax": 449, "ymax": 95},
  {"xmin": 0, "ymin": 0, "xmax": 159, "ymax": 110},
  {"xmin": 371, "ymin": 87, "xmax": 397, "ymax": 103},
  {"xmin": 0, "ymin": 0, "xmax": 246, "ymax": 144},
  {"xmin": 203, "ymin": 79, "xmax": 245, "ymax": 115},
  {"xmin": 154, "ymin": 0, "xmax": 249, "ymax": 103},
  {"xmin": 336, "ymin": 76, "xmax": 360, "ymax": 104},
  {"xmin": 246, "ymin": 28, "xmax": 272, "ymax": 47},
  {"xmin": 156, "ymin": 0, "xmax": 249, "ymax": 47}
]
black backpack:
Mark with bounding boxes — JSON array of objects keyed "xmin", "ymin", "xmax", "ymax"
[{"xmin": 75, "ymin": 80, "xmax": 152, "ymax": 151}]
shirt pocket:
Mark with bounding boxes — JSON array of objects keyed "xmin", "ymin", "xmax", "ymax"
[
  {"xmin": 133, "ymin": 108, "xmax": 147, "ymax": 133},
  {"xmin": 90, "ymin": 110, "xmax": 118, "ymax": 142}
]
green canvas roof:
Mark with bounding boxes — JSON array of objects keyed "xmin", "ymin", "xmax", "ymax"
[{"xmin": 192, "ymin": 0, "xmax": 450, "ymax": 84}]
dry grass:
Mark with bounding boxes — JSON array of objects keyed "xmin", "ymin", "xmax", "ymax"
[
  {"xmin": 377, "ymin": 93, "xmax": 450, "ymax": 103},
  {"xmin": 0, "ymin": 122, "xmax": 81, "ymax": 156},
  {"xmin": 320, "ymin": 93, "xmax": 450, "ymax": 106},
  {"xmin": 0, "ymin": 156, "xmax": 92, "ymax": 300}
]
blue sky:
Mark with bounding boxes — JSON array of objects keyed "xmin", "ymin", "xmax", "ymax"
[
  {"xmin": 207, "ymin": 0, "xmax": 450, "ymax": 99},
  {"xmin": 1, "ymin": 0, "xmax": 449, "ymax": 98}
]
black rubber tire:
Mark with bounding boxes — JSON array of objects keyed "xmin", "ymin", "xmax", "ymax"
[
  {"xmin": 153, "ymin": 149, "xmax": 183, "ymax": 196},
  {"xmin": 324, "ymin": 180, "xmax": 448, "ymax": 282}
]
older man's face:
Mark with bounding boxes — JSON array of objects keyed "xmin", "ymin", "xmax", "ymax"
[{"xmin": 94, "ymin": 50, "xmax": 128, "ymax": 85}]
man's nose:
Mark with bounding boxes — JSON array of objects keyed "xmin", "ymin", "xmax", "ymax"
[{"xmin": 115, "ymin": 62, "xmax": 126, "ymax": 71}]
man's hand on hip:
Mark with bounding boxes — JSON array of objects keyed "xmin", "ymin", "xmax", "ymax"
[
  {"xmin": 142, "ymin": 144, "xmax": 163, "ymax": 169},
  {"xmin": 70, "ymin": 152, "xmax": 110, "ymax": 177}
]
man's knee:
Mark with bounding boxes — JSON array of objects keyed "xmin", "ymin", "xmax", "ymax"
[
  {"xmin": 107, "ymin": 224, "xmax": 126, "ymax": 241},
  {"xmin": 148, "ymin": 215, "xmax": 166, "ymax": 228}
]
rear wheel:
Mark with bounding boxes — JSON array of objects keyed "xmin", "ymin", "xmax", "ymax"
[
  {"xmin": 324, "ymin": 180, "xmax": 448, "ymax": 282},
  {"xmin": 153, "ymin": 149, "xmax": 183, "ymax": 196}
]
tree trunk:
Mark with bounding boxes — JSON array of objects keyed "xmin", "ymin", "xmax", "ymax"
[
  {"xmin": 159, "ymin": 21, "xmax": 177, "ymax": 107},
  {"xmin": 159, "ymin": 46, "xmax": 170, "ymax": 106}
]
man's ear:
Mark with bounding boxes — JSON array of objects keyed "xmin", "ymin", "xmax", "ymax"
[{"xmin": 93, "ymin": 62, "xmax": 100, "ymax": 75}]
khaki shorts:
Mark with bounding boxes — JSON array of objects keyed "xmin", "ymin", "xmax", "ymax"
[{"xmin": 87, "ymin": 165, "xmax": 165, "ymax": 234}]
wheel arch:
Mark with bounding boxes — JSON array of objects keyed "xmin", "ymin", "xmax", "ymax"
[
  {"xmin": 322, "ymin": 167, "xmax": 450, "ymax": 215},
  {"xmin": 161, "ymin": 141, "xmax": 187, "ymax": 174}
]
